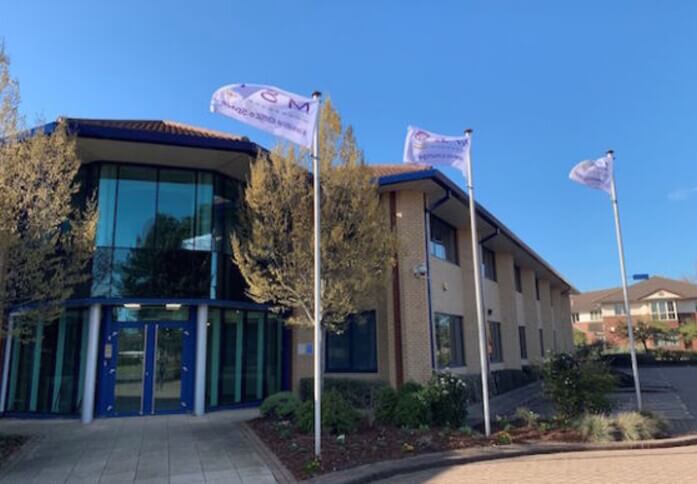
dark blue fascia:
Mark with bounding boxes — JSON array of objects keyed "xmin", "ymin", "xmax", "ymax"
[
  {"xmin": 62, "ymin": 297, "xmax": 271, "ymax": 312},
  {"xmin": 33, "ymin": 120, "xmax": 262, "ymax": 156}
]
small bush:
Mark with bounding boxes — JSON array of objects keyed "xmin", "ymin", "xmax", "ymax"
[
  {"xmin": 542, "ymin": 352, "xmax": 616, "ymax": 420},
  {"xmin": 393, "ymin": 390, "xmax": 430, "ymax": 428},
  {"xmin": 615, "ymin": 412, "xmax": 667, "ymax": 441},
  {"xmin": 514, "ymin": 407, "xmax": 540, "ymax": 428},
  {"xmin": 495, "ymin": 431, "xmax": 512, "ymax": 445},
  {"xmin": 374, "ymin": 386, "xmax": 399, "ymax": 425},
  {"xmin": 294, "ymin": 391, "xmax": 360, "ymax": 435},
  {"xmin": 260, "ymin": 392, "xmax": 300, "ymax": 420},
  {"xmin": 422, "ymin": 373, "xmax": 469, "ymax": 428},
  {"xmin": 576, "ymin": 414, "xmax": 613, "ymax": 443},
  {"xmin": 295, "ymin": 401, "xmax": 314, "ymax": 434}
]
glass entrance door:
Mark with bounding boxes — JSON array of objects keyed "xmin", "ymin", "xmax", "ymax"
[
  {"xmin": 152, "ymin": 326, "xmax": 185, "ymax": 412},
  {"xmin": 107, "ymin": 322, "xmax": 193, "ymax": 416}
]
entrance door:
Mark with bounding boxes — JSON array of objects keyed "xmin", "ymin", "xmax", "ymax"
[{"xmin": 106, "ymin": 322, "xmax": 193, "ymax": 416}]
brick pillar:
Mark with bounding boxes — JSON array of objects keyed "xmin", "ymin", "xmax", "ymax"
[
  {"xmin": 539, "ymin": 279, "xmax": 554, "ymax": 354},
  {"xmin": 458, "ymin": 226, "xmax": 482, "ymax": 372},
  {"xmin": 521, "ymin": 268, "xmax": 541, "ymax": 363},
  {"xmin": 496, "ymin": 253, "xmax": 521, "ymax": 369},
  {"xmin": 394, "ymin": 192, "xmax": 432, "ymax": 384}
]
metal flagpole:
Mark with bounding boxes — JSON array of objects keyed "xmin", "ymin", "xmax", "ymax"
[
  {"xmin": 607, "ymin": 150, "xmax": 643, "ymax": 411},
  {"xmin": 464, "ymin": 129, "xmax": 491, "ymax": 436},
  {"xmin": 312, "ymin": 91, "xmax": 323, "ymax": 457}
]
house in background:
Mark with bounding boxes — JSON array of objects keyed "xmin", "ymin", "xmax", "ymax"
[
  {"xmin": 0, "ymin": 118, "xmax": 575, "ymax": 423},
  {"xmin": 571, "ymin": 276, "xmax": 697, "ymax": 349}
]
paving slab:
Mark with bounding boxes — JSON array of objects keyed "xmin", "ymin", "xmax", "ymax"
[{"xmin": 0, "ymin": 409, "xmax": 276, "ymax": 483}]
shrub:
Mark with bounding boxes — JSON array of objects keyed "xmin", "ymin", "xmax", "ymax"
[
  {"xmin": 294, "ymin": 391, "xmax": 360, "ymax": 435},
  {"xmin": 576, "ymin": 414, "xmax": 613, "ymax": 443},
  {"xmin": 542, "ymin": 352, "xmax": 616, "ymax": 420},
  {"xmin": 495, "ymin": 431, "xmax": 512, "ymax": 445},
  {"xmin": 422, "ymin": 373, "xmax": 469, "ymax": 428},
  {"xmin": 398, "ymin": 381, "xmax": 424, "ymax": 396},
  {"xmin": 393, "ymin": 390, "xmax": 430, "ymax": 428},
  {"xmin": 298, "ymin": 377, "xmax": 387, "ymax": 408},
  {"xmin": 615, "ymin": 411, "xmax": 667, "ymax": 441},
  {"xmin": 260, "ymin": 392, "xmax": 301, "ymax": 420},
  {"xmin": 514, "ymin": 407, "xmax": 540, "ymax": 428},
  {"xmin": 374, "ymin": 386, "xmax": 399, "ymax": 425}
]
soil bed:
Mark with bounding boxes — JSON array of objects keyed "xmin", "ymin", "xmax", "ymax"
[
  {"xmin": 0, "ymin": 434, "xmax": 28, "ymax": 469},
  {"xmin": 249, "ymin": 418, "xmax": 583, "ymax": 480}
]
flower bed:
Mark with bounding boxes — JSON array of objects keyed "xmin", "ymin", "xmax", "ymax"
[{"xmin": 249, "ymin": 417, "xmax": 583, "ymax": 480}]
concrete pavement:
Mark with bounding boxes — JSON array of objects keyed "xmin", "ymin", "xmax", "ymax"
[{"xmin": 0, "ymin": 410, "xmax": 276, "ymax": 484}]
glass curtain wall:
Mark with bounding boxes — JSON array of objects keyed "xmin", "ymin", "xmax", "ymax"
[
  {"xmin": 205, "ymin": 308, "xmax": 284, "ymax": 409},
  {"xmin": 5, "ymin": 308, "xmax": 89, "ymax": 415},
  {"xmin": 92, "ymin": 163, "xmax": 246, "ymax": 300}
]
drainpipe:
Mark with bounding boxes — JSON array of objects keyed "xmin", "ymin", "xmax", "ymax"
[
  {"xmin": 0, "ymin": 314, "xmax": 14, "ymax": 413},
  {"xmin": 194, "ymin": 304, "xmax": 208, "ymax": 417},
  {"xmin": 82, "ymin": 304, "xmax": 102, "ymax": 424}
]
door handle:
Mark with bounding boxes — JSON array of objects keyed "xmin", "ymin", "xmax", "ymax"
[{"xmin": 182, "ymin": 366, "xmax": 188, "ymax": 372}]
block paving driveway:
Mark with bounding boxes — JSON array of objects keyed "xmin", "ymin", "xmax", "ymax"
[
  {"xmin": 0, "ymin": 409, "xmax": 276, "ymax": 484},
  {"xmin": 379, "ymin": 445, "xmax": 697, "ymax": 483}
]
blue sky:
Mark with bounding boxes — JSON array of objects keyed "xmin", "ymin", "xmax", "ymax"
[{"xmin": 2, "ymin": 0, "xmax": 696, "ymax": 291}]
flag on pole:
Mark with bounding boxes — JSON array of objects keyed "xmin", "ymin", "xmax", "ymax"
[
  {"xmin": 403, "ymin": 126, "xmax": 471, "ymax": 177},
  {"xmin": 569, "ymin": 152, "xmax": 614, "ymax": 194},
  {"xmin": 210, "ymin": 83, "xmax": 320, "ymax": 148}
]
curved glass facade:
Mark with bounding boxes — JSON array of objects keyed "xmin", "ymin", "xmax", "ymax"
[
  {"xmin": 5, "ymin": 309, "xmax": 89, "ymax": 415},
  {"xmin": 90, "ymin": 163, "xmax": 248, "ymax": 300}
]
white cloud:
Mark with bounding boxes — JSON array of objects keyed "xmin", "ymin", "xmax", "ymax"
[{"xmin": 668, "ymin": 186, "xmax": 697, "ymax": 202}]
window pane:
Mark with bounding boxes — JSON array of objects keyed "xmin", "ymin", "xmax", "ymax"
[
  {"xmin": 483, "ymin": 248, "xmax": 497, "ymax": 281},
  {"xmin": 326, "ymin": 311, "xmax": 377, "ymax": 372},
  {"xmin": 157, "ymin": 169, "xmax": 196, "ymax": 250},
  {"xmin": 244, "ymin": 312, "xmax": 264, "ymax": 401},
  {"xmin": 6, "ymin": 310, "xmax": 88, "ymax": 415},
  {"xmin": 430, "ymin": 217, "xmax": 457, "ymax": 264},
  {"xmin": 220, "ymin": 310, "xmax": 243, "ymax": 405},
  {"xmin": 518, "ymin": 326, "xmax": 528, "ymax": 360},
  {"xmin": 435, "ymin": 313, "xmax": 464, "ymax": 368},
  {"xmin": 96, "ymin": 164, "xmax": 118, "ymax": 247},
  {"xmin": 195, "ymin": 172, "xmax": 214, "ymax": 251},
  {"xmin": 488, "ymin": 321, "xmax": 503, "ymax": 363},
  {"xmin": 351, "ymin": 312, "xmax": 377, "ymax": 371},
  {"xmin": 113, "ymin": 166, "xmax": 157, "ymax": 248},
  {"xmin": 326, "ymin": 329, "xmax": 351, "ymax": 371}
]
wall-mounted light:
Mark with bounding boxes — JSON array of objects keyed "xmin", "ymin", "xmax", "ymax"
[
  {"xmin": 413, "ymin": 263, "xmax": 427, "ymax": 278},
  {"xmin": 124, "ymin": 303, "xmax": 141, "ymax": 310},
  {"xmin": 166, "ymin": 303, "xmax": 182, "ymax": 310}
]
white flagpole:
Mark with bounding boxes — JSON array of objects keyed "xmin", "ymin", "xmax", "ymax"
[
  {"xmin": 465, "ymin": 129, "xmax": 491, "ymax": 436},
  {"xmin": 312, "ymin": 91, "xmax": 323, "ymax": 457},
  {"xmin": 608, "ymin": 150, "xmax": 642, "ymax": 411}
]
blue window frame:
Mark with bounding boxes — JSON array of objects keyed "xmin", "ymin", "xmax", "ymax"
[{"xmin": 326, "ymin": 311, "xmax": 377, "ymax": 373}]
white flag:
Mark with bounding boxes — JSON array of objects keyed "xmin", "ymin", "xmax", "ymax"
[
  {"xmin": 210, "ymin": 83, "xmax": 319, "ymax": 148},
  {"xmin": 403, "ymin": 126, "xmax": 471, "ymax": 177},
  {"xmin": 569, "ymin": 153, "xmax": 614, "ymax": 194}
]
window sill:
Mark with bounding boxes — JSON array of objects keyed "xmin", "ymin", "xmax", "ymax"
[{"xmin": 430, "ymin": 254, "xmax": 460, "ymax": 267}]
